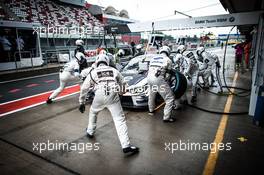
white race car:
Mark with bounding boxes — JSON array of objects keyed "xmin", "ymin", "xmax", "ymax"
[{"xmin": 120, "ymin": 54, "xmax": 187, "ymax": 108}]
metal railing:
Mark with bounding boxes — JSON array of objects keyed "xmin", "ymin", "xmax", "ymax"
[
  {"xmin": 14, "ymin": 51, "xmax": 33, "ymax": 69},
  {"xmin": 43, "ymin": 49, "xmax": 72, "ymax": 67}
]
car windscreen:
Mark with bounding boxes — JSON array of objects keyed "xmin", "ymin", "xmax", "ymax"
[
  {"xmin": 123, "ymin": 48, "xmax": 132, "ymax": 56},
  {"xmin": 122, "ymin": 54, "xmax": 159, "ymax": 72}
]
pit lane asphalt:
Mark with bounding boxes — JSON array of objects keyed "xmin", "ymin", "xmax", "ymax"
[
  {"xmin": 0, "ymin": 47, "xmax": 231, "ymax": 104},
  {"xmin": 0, "ymin": 73, "xmax": 78, "ymax": 103},
  {"xmin": 0, "ymin": 47, "xmax": 263, "ymax": 175}
]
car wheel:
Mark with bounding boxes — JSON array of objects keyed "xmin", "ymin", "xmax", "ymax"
[{"xmin": 170, "ymin": 70, "xmax": 187, "ymax": 99}]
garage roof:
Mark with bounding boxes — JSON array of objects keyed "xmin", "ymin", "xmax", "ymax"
[
  {"xmin": 220, "ymin": 0, "xmax": 262, "ymax": 13},
  {"xmin": 220, "ymin": 0, "xmax": 263, "ymax": 34}
]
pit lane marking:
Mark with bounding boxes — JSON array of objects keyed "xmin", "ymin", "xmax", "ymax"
[
  {"xmin": 202, "ymin": 71, "xmax": 238, "ymax": 175},
  {"xmin": 26, "ymin": 83, "xmax": 40, "ymax": 88},
  {"xmin": 0, "ymin": 72, "xmax": 59, "ymax": 84},
  {"xmin": 0, "ymin": 84, "xmax": 80, "ymax": 117},
  {"xmin": 44, "ymin": 80, "xmax": 55, "ymax": 83},
  {"xmin": 8, "ymin": 89, "xmax": 22, "ymax": 93}
]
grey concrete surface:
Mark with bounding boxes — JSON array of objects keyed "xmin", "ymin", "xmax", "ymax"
[
  {"xmin": 0, "ymin": 47, "xmax": 263, "ymax": 175},
  {"xmin": 0, "ymin": 65, "xmax": 61, "ymax": 82}
]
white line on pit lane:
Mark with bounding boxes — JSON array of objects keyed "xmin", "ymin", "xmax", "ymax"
[
  {"xmin": 0, "ymin": 91, "xmax": 79, "ymax": 117},
  {"xmin": 0, "ymin": 72, "xmax": 59, "ymax": 84},
  {"xmin": 0, "ymin": 84, "xmax": 79, "ymax": 105}
]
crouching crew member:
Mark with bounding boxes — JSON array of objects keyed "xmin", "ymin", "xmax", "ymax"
[{"xmin": 147, "ymin": 46, "xmax": 175, "ymax": 122}]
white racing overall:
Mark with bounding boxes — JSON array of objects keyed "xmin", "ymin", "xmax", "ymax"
[{"xmin": 79, "ymin": 65, "xmax": 131, "ymax": 149}]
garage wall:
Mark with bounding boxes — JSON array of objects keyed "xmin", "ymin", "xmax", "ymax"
[{"xmin": 249, "ymin": 4, "xmax": 264, "ymax": 115}]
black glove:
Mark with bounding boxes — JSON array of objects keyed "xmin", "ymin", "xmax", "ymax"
[
  {"xmin": 79, "ymin": 104, "xmax": 85, "ymax": 113},
  {"xmin": 82, "ymin": 76, "xmax": 86, "ymax": 81},
  {"xmin": 185, "ymin": 73, "xmax": 191, "ymax": 80},
  {"xmin": 216, "ymin": 62, "xmax": 221, "ymax": 68}
]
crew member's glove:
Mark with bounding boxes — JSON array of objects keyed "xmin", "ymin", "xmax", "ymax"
[
  {"xmin": 81, "ymin": 76, "xmax": 86, "ymax": 81},
  {"xmin": 216, "ymin": 62, "xmax": 221, "ymax": 68},
  {"xmin": 79, "ymin": 104, "xmax": 85, "ymax": 113},
  {"xmin": 185, "ymin": 73, "xmax": 191, "ymax": 80}
]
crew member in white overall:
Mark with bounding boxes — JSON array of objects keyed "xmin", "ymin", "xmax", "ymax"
[
  {"xmin": 196, "ymin": 47, "xmax": 212, "ymax": 89},
  {"xmin": 113, "ymin": 49, "xmax": 124, "ymax": 66},
  {"xmin": 147, "ymin": 46, "xmax": 175, "ymax": 122},
  {"xmin": 79, "ymin": 54, "xmax": 139, "ymax": 154},
  {"xmin": 173, "ymin": 45, "xmax": 188, "ymax": 108},
  {"xmin": 173, "ymin": 45, "xmax": 187, "ymax": 73},
  {"xmin": 80, "ymin": 49, "xmax": 119, "ymax": 102},
  {"xmin": 182, "ymin": 51, "xmax": 200, "ymax": 103},
  {"xmin": 196, "ymin": 47, "xmax": 223, "ymax": 93},
  {"xmin": 46, "ymin": 52, "xmax": 87, "ymax": 104},
  {"xmin": 210, "ymin": 53, "xmax": 223, "ymax": 93},
  {"xmin": 134, "ymin": 44, "xmax": 144, "ymax": 57}
]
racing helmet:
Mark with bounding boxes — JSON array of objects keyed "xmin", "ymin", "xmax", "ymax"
[
  {"xmin": 159, "ymin": 46, "xmax": 171, "ymax": 56},
  {"xmin": 196, "ymin": 46, "xmax": 205, "ymax": 56},
  {"xmin": 177, "ymin": 45, "xmax": 186, "ymax": 54},
  {"xmin": 95, "ymin": 54, "xmax": 110, "ymax": 67},
  {"xmin": 99, "ymin": 49, "xmax": 107, "ymax": 55},
  {"xmin": 75, "ymin": 39, "xmax": 84, "ymax": 46},
  {"xmin": 117, "ymin": 49, "xmax": 125, "ymax": 57},
  {"xmin": 211, "ymin": 53, "xmax": 218, "ymax": 60},
  {"xmin": 136, "ymin": 44, "xmax": 143, "ymax": 51}
]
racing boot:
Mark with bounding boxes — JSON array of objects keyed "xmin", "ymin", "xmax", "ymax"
[
  {"xmin": 123, "ymin": 146, "xmax": 139, "ymax": 154},
  {"xmin": 191, "ymin": 96, "xmax": 197, "ymax": 103},
  {"xmin": 148, "ymin": 111, "xmax": 155, "ymax": 116},
  {"xmin": 85, "ymin": 128, "xmax": 94, "ymax": 138},
  {"xmin": 46, "ymin": 98, "xmax": 53, "ymax": 104},
  {"xmin": 163, "ymin": 118, "xmax": 176, "ymax": 123}
]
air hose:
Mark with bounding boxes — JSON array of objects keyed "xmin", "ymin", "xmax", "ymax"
[
  {"xmin": 221, "ymin": 26, "xmax": 251, "ymax": 97},
  {"xmin": 197, "ymin": 83, "xmax": 250, "ymax": 96},
  {"xmin": 187, "ymin": 26, "xmax": 251, "ymax": 114},
  {"xmin": 196, "ymin": 26, "xmax": 251, "ymax": 97}
]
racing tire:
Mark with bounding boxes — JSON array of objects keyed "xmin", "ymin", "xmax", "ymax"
[{"xmin": 170, "ymin": 70, "xmax": 187, "ymax": 99}]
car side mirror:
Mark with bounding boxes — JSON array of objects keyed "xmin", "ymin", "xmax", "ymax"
[{"xmin": 138, "ymin": 70, "xmax": 144, "ymax": 74}]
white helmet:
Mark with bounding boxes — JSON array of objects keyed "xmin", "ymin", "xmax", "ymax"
[
  {"xmin": 177, "ymin": 45, "xmax": 186, "ymax": 54},
  {"xmin": 99, "ymin": 49, "xmax": 107, "ymax": 55},
  {"xmin": 76, "ymin": 39, "xmax": 84, "ymax": 46},
  {"xmin": 159, "ymin": 46, "xmax": 171, "ymax": 56},
  {"xmin": 196, "ymin": 46, "xmax": 205, "ymax": 56},
  {"xmin": 136, "ymin": 44, "xmax": 142, "ymax": 50},
  {"xmin": 75, "ymin": 52, "xmax": 85, "ymax": 61},
  {"xmin": 95, "ymin": 54, "xmax": 110, "ymax": 67},
  {"xmin": 211, "ymin": 53, "xmax": 218, "ymax": 60},
  {"xmin": 117, "ymin": 49, "xmax": 125, "ymax": 57}
]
